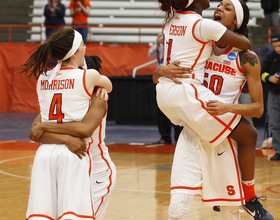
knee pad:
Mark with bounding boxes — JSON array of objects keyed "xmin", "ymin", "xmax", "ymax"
[
  {"xmin": 220, "ymin": 206, "xmax": 241, "ymax": 220},
  {"xmin": 168, "ymin": 194, "xmax": 194, "ymax": 220}
]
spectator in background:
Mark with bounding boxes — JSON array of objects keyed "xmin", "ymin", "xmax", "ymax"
[
  {"xmin": 69, "ymin": 0, "xmax": 91, "ymax": 43},
  {"xmin": 261, "ymin": 0, "xmax": 280, "ymax": 37},
  {"xmin": 148, "ymin": 33, "xmax": 182, "ymax": 144},
  {"xmin": 261, "ymin": 36, "xmax": 280, "ymax": 161},
  {"xmin": 44, "ymin": 0, "xmax": 66, "ymax": 39}
]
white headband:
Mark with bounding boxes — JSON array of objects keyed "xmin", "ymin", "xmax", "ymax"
[
  {"xmin": 231, "ymin": 0, "xmax": 244, "ymax": 29},
  {"xmin": 186, "ymin": 0, "xmax": 194, "ymax": 8},
  {"xmin": 48, "ymin": 30, "xmax": 83, "ymax": 84}
]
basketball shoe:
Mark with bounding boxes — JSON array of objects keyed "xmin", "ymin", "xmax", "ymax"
[{"xmin": 243, "ymin": 196, "xmax": 274, "ymax": 220}]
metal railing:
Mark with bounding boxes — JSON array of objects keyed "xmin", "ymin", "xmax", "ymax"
[
  {"xmin": 132, "ymin": 59, "xmax": 157, "ymax": 78},
  {"xmin": 0, "ymin": 24, "xmax": 162, "ymax": 44}
]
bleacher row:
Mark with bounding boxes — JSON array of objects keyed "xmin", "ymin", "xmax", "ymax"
[{"xmin": 28, "ymin": 0, "xmax": 264, "ymax": 44}]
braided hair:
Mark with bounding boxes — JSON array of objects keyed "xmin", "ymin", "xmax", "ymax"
[{"xmin": 19, "ymin": 28, "xmax": 74, "ymax": 79}]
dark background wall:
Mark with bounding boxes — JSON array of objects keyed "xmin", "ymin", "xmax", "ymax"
[
  {"xmin": 107, "ymin": 75, "xmax": 157, "ymax": 125},
  {"xmin": 107, "ymin": 75, "xmax": 267, "ymax": 127}
]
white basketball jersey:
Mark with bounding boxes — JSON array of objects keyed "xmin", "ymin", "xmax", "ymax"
[
  {"xmin": 163, "ymin": 11, "xmax": 227, "ymax": 83},
  {"xmin": 90, "ymin": 108, "xmax": 111, "ymax": 174},
  {"xmin": 37, "ymin": 67, "xmax": 92, "ymax": 124},
  {"xmin": 204, "ymin": 46, "xmax": 247, "ymax": 104}
]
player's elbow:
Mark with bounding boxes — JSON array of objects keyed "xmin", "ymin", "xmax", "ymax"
[
  {"xmin": 253, "ymin": 105, "xmax": 264, "ymax": 118},
  {"xmin": 255, "ymin": 108, "xmax": 263, "ymax": 118},
  {"xmin": 242, "ymin": 41, "xmax": 251, "ymax": 50},
  {"xmin": 81, "ymin": 130, "xmax": 93, "ymax": 138},
  {"xmin": 107, "ymin": 84, "xmax": 113, "ymax": 93}
]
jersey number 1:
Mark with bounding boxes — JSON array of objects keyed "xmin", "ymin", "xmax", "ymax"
[
  {"xmin": 49, "ymin": 93, "xmax": 64, "ymax": 123},
  {"xmin": 166, "ymin": 39, "xmax": 173, "ymax": 65}
]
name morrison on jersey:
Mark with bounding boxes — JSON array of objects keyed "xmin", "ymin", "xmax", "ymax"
[{"xmin": 40, "ymin": 79, "xmax": 75, "ymax": 90}]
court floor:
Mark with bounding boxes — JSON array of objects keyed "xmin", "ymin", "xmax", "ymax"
[{"xmin": 0, "ymin": 113, "xmax": 279, "ymax": 220}]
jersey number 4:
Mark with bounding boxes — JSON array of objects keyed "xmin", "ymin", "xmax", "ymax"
[{"xmin": 49, "ymin": 93, "xmax": 65, "ymax": 123}]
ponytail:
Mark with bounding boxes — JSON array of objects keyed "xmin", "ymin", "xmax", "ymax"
[
  {"xmin": 19, "ymin": 28, "xmax": 74, "ymax": 79},
  {"xmin": 20, "ymin": 42, "xmax": 52, "ymax": 79}
]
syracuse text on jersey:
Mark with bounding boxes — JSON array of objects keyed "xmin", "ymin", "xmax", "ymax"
[
  {"xmin": 169, "ymin": 25, "xmax": 187, "ymax": 36},
  {"xmin": 204, "ymin": 60, "xmax": 236, "ymax": 76},
  {"xmin": 40, "ymin": 79, "xmax": 75, "ymax": 90}
]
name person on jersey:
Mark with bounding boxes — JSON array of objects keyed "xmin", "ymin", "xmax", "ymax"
[
  {"xmin": 205, "ymin": 60, "xmax": 236, "ymax": 76},
  {"xmin": 40, "ymin": 78, "xmax": 75, "ymax": 90},
  {"xmin": 169, "ymin": 25, "xmax": 187, "ymax": 36}
]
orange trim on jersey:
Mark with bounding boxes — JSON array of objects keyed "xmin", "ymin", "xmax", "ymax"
[
  {"xmin": 95, "ymin": 112, "xmax": 113, "ymax": 216},
  {"xmin": 26, "ymin": 214, "xmax": 54, "ymax": 220},
  {"xmin": 190, "ymin": 84, "xmax": 239, "ymax": 144},
  {"xmin": 192, "ymin": 19, "xmax": 208, "ymax": 44},
  {"xmin": 191, "ymin": 19, "xmax": 208, "ymax": 70},
  {"xmin": 88, "ymin": 137, "xmax": 93, "ymax": 176},
  {"xmin": 223, "ymin": 46, "xmax": 233, "ymax": 55},
  {"xmin": 209, "ymin": 115, "xmax": 238, "ymax": 144},
  {"xmin": 171, "ymin": 186, "xmax": 202, "ymax": 191},
  {"xmin": 202, "ymin": 198, "xmax": 244, "ymax": 203},
  {"xmin": 60, "ymin": 67, "xmax": 76, "ymax": 70},
  {"xmin": 87, "ymin": 138, "xmax": 96, "ymax": 218},
  {"xmin": 232, "ymin": 79, "xmax": 246, "ymax": 104},
  {"xmin": 227, "ymin": 137, "xmax": 245, "ymax": 205},
  {"xmin": 192, "ymin": 43, "xmax": 206, "ymax": 70},
  {"xmin": 236, "ymin": 53, "xmax": 245, "ymax": 75},
  {"xmin": 177, "ymin": 11, "xmax": 199, "ymax": 15},
  {"xmin": 58, "ymin": 211, "xmax": 95, "ymax": 219},
  {"xmin": 83, "ymin": 69, "xmax": 92, "ymax": 97}
]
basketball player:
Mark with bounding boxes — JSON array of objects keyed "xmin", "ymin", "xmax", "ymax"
[
  {"xmin": 29, "ymin": 56, "xmax": 116, "ymax": 220},
  {"xmin": 154, "ymin": 0, "xmax": 274, "ymax": 219},
  {"xmin": 20, "ymin": 28, "xmax": 112, "ymax": 220}
]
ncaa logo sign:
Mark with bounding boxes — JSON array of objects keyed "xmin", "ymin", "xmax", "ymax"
[{"xmin": 228, "ymin": 52, "xmax": 236, "ymax": 61}]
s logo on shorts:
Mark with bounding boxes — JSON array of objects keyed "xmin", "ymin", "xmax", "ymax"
[{"xmin": 228, "ymin": 52, "xmax": 236, "ymax": 61}]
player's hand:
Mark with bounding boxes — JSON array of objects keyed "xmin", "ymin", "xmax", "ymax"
[
  {"xmin": 206, "ymin": 100, "xmax": 229, "ymax": 116},
  {"xmin": 160, "ymin": 62, "xmax": 191, "ymax": 84},
  {"xmin": 94, "ymin": 87, "xmax": 109, "ymax": 101},
  {"xmin": 269, "ymin": 74, "xmax": 280, "ymax": 84},
  {"xmin": 29, "ymin": 123, "xmax": 45, "ymax": 142},
  {"xmin": 65, "ymin": 136, "xmax": 87, "ymax": 159}
]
